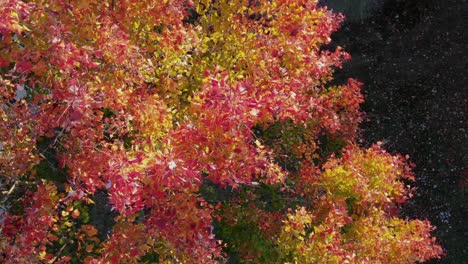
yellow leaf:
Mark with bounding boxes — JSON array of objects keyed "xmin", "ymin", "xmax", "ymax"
[
  {"xmin": 39, "ymin": 250, "xmax": 46, "ymax": 260},
  {"xmin": 85, "ymin": 197, "xmax": 95, "ymax": 204}
]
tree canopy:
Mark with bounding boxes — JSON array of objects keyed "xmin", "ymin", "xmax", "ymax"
[{"xmin": 0, "ymin": 0, "xmax": 443, "ymax": 263}]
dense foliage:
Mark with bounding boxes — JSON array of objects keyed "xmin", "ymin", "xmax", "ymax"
[{"xmin": 0, "ymin": 0, "xmax": 443, "ymax": 263}]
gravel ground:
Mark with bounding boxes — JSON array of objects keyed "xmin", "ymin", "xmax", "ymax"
[{"xmin": 325, "ymin": 0, "xmax": 467, "ymax": 262}]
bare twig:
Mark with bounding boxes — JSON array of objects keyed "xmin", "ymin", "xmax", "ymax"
[
  {"xmin": 0, "ymin": 181, "xmax": 17, "ymax": 207},
  {"xmin": 49, "ymin": 243, "xmax": 67, "ymax": 264}
]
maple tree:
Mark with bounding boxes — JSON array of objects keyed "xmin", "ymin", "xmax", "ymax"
[{"xmin": 0, "ymin": 0, "xmax": 443, "ymax": 263}]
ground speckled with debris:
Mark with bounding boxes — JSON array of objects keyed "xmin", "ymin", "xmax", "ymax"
[{"xmin": 322, "ymin": 0, "xmax": 467, "ymax": 263}]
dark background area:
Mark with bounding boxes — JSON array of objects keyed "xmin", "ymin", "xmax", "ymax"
[{"xmin": 321, "ymin": 0, "xmax": 467, "ymax": 263}]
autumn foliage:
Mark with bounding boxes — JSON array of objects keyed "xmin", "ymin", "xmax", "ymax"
[{"xmin": 0, "ymin": 0, "xmax": 443, "ymax": 263}]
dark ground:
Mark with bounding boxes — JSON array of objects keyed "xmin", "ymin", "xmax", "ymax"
[{"xmin": 323, "ymin": 0, "xmax": 467, "ymax": 263}]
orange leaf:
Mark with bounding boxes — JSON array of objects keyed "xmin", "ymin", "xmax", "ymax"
[{"xmin": 81, "ymin": 224, "xmax": 98, "ymax": 237}]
